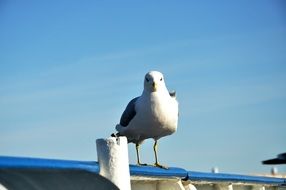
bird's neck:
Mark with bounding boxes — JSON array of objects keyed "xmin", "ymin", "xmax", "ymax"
[{"xmin": 142, "ymin": 89, "xmax": 169, "ymax": 98}]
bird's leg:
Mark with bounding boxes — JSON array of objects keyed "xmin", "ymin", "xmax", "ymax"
[
  {"xmin": 136, "ymin": 143, "xmax": 147, "ymax": 166},
  {"xmin": 153, "ymin": 140, "xmax": 168, "ymax": 169}
]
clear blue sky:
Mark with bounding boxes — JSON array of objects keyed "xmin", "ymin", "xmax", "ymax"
[{"xmin": 1, "ymin": 0, "xmax": 286, "ymax": 174}]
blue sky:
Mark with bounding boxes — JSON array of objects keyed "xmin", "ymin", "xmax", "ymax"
[{"xmin": 0, "ymin": 0, "xmax": 286, "ymax": 174}]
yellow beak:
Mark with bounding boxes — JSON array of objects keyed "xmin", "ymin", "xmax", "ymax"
[{"xmin": 152, "ymin": 82, "xmax": 157, "ymax": 91}]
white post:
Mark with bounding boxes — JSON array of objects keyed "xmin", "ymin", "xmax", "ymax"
[{"xmin": 96, "ymin": 137, "xmax": 131, "ymax": 190}]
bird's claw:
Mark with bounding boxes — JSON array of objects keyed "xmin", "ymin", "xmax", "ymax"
[
  {"xmin": 154, "ymin": 162, "xmax": 168, "ymax": 169},
  {"xmin": 137, "ymin": 163, "xmax": 148, "ymax": 167}
]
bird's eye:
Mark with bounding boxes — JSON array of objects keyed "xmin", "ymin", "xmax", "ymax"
[
  {"xmin": 145, "ymin": 77, "xmax": 149, "ymax": 82},
  {"xmin": 160, "ymin": 77, "xmax": 163, "ymax": 81}
]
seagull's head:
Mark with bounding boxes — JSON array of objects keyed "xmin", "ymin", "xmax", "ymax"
[{"xmin": 144, "ymin": 71, "xmax": 166, "ymax": 92}]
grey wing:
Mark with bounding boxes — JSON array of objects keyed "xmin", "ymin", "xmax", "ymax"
[
  {"xmin": 119, "ymin": 97, "xmax": 139, "ymax": 127},
  {"xmin": 169, "ymin": 90, "xmax": 176, "ymax": 98},
  {"xmin": 169, "ymin": 91, "xmax": 179, "ymax": 116}
]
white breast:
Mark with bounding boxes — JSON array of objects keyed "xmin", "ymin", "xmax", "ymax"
[{"xmin": 130, "ymin": 92, "xmax": 178, "ymax": 140}]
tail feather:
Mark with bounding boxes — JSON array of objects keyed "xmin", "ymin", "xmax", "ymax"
[
  {"xmin": 111, "ymin": 124, "xmax": 125, "ymax": 137},
  {"xmin": 116, "ymin": 124, "xmax": 124, "ymax": 132},
  {"xmin": 110, "ymin": 132, "xmax": 119, "ymax": 137}
]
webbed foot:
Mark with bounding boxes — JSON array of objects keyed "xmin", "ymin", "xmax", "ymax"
[
  {"xmin": 154, "ymin": 162, "xmax": 168, "ymax": 169},
  {"xmin": 137, "ymin": 162, "xmax": 148, "ymax": 166}
]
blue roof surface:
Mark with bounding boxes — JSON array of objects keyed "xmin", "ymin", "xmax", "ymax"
[{"xmin": 0, "ymin": 156, "xmax": 285, "ymax": 186}]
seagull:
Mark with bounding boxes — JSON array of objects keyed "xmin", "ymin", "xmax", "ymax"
[{"xmin": 113, "ymin": 71, "xmax": 179, "ymax": 169}]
